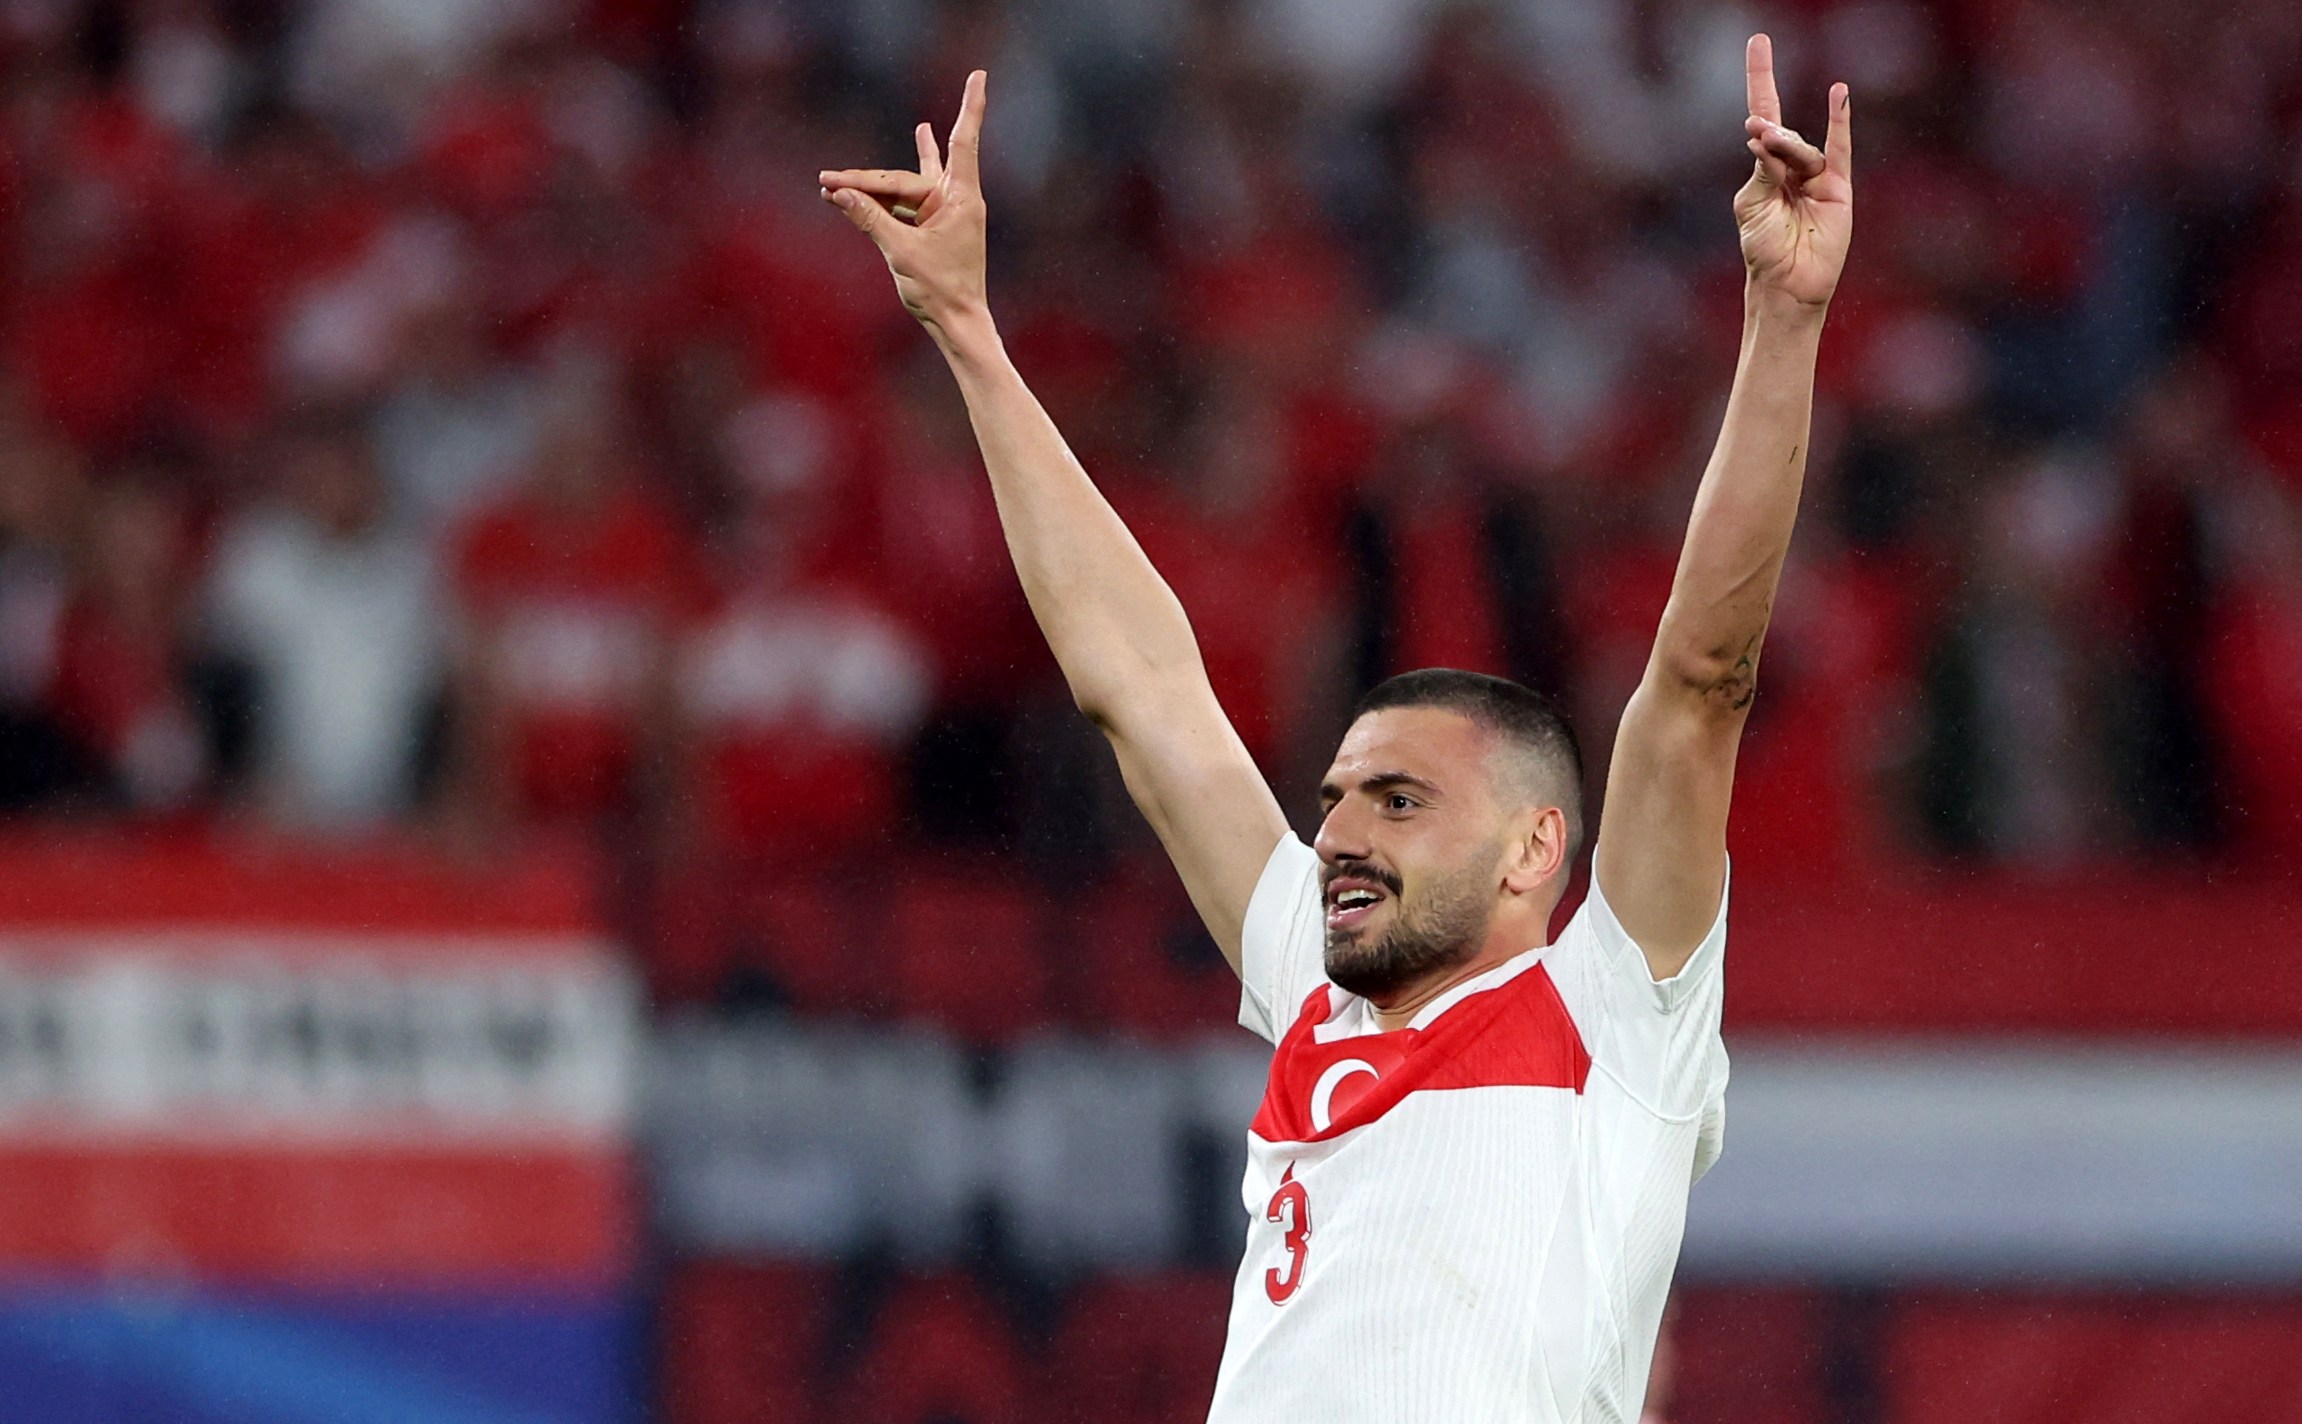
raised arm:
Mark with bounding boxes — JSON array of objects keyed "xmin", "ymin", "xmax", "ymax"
[
  {"xmin": 820, "ymin": 73, "xmax": 1286, "ymax": 970},
  {"xmin": 1595, "ymin": 36, "xmax": 1853, "ymax": 978}
]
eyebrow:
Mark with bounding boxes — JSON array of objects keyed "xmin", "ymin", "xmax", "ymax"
[{"xmin": 1317, "ymin": 771, "xmax": 1443, "ymax": 809}]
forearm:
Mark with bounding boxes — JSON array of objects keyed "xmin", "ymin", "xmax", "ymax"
[
  {"xmin": 1651, "ymin": 288, "xmax": 1826, "ymax": 697},
  {"xmin": 821, "ymin": 77, "xmax": 1286, "ymax": 963},
  {"xmin": 931, "ymin": 311, "xmax": 1207, "ymax": 725}
]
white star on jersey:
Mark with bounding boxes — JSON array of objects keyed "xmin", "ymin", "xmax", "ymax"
[{"xmin": 1206, "ymin": 835, "xmax": 1729, "ymax": 1424}]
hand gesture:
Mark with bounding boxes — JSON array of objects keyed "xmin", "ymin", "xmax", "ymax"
[
  {"xmin": 820, "ymin": 70, "xmax": 990, "ymax": 340},
  {"xmin": 1734, "ymin": 35, "xmax": 1852, "ymax": 311}
]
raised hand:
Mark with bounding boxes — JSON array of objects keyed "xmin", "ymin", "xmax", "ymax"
[
  {"xmin": 819, "ymin": 70, "xmax": 990, "ymax": 340},
  {"xmin": 1734, "ymin": 35, "xmax": 1851, "ymax": 311}
]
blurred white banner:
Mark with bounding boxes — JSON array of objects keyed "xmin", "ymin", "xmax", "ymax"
[
  {"xmin": 1682, "ymin": 1039, "xmax": 2302, "ymax": 1281},
  {"xmin": 0, "ymin": 932, "xmax": 638, "ymax": 1145},
  {"xmin": 653, "ymin": 1023, "xmax": 2302, "ymax": 1281}
]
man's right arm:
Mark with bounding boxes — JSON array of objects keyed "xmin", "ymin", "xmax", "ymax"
[{"xmin": 822, "ymin": 72, "xmax": 1287, "ymax": 970}]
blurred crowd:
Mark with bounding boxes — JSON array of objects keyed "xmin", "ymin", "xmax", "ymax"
[{"xmin": 1, "ymin": 0, "xmax": 2299, "ymax": 1008}]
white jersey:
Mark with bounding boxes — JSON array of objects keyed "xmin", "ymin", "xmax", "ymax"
[{"xmin": 1206, "ymin": 835, "xmax": 1730, "ymax": 1424}]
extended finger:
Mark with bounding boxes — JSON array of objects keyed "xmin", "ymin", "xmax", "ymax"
[
  {"xmin": 1746, "ymin": 115, "xmax": 1824, "ymax": 182},
  {"xmin": 947, "ymin": 69, "xmax": 986, "ymax": 190},
  {"xmin": 1745, "ymin": 34, "xmax": 1781, "ymax": 125},
  {"xmin": 819, "ymin": 168, "xmax": 936, "ymax": 200},
  {"xmin": 915, "ymin": 122, "xmax": 943, "ymax": 182},
  {"xmin": 1824, "ymin": 82, "xmax": 1851, "ymax": 182}
]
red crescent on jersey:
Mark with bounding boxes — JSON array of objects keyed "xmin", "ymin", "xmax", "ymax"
[{"xmin": 1251, "ymin": 961, "xmax": 1590, "ymax": 1145}]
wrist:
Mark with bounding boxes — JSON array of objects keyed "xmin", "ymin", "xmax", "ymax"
[
  {"xmin": 1744, "ymin": 281, "xmax": 1831, "ymax": 334},
  {"xmin": 928, "ymin": 302, "xmax": 1001, "ymax": 366}
]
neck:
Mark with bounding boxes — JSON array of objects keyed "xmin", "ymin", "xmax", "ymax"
[{"xmin": 1365, "ymin": 905, "xmax": 1554, "ymax": 1032}]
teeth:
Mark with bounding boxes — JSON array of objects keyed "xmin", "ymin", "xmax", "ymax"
[{"xmin": 1336, "ymin": 890, "xmax": 1378, "ymax": 909}]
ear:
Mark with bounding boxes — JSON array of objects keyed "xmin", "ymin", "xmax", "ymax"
[{"xmin": 1500, "ymin": 805, "xmax": 1569, "ymax": 897}]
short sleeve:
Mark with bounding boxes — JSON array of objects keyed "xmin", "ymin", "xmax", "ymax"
[
  {"xmin": 1541, "ymin": 862, "xmax": 1729, "ymax": 1120},
  {"xmin": 1235, "ymin": 834, "xmax": 1327, "ymax": 1044}
]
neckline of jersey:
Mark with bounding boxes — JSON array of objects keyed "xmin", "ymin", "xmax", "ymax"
[{"xmin": 1312, "ymin": 939, "xmax": 1552, "ymax": 1044}]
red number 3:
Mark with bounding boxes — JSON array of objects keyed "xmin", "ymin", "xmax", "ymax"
[{"xmin": 1264, "ymin": 1164, "xmax": 1311, "ymax": 1304}]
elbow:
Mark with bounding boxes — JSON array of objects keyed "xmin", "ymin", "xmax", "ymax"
[
  {"xmin": 1050, "ymin": 650, "xmax": 1143, "ymax": 730},
  {"xmin": 1063, "ymin": 638, "xmax": 1206, "ymax": 734},
  {"xmin": 1074, "ymin": 693, "xmax": 1119, "ymax": 734},
  {"xmin": 1068, "ymin": 677, "xmax": 1120, "ymax": 731},
  {"xmin": 1653, "ymin": 638, "xmax": 1762, "ymax": 717},
  {"xmin": 1067, "ymin": 664, "xmax": 1157, "ymax": 734}
]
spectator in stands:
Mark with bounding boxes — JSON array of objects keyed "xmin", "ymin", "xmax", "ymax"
[
  {"xmin": 44, "ymin": 467, "xmax": 220, "ymax": 814},
  {"xmin": 672, "ymin": 380, "xmax": 932, "ymax": 864},
  {"xmin": 1916, "ymin": 444, "xmax": 2120, "ymax": 860},
  {"xmin": 866, "ymin": 349, "xmax": 1048, "ymax": 849},
  {"xmin": 169, "ymin": 104, "xmax": 384, "ymax": 443},
  {"xmin": 0, "ymin": 418, "xmax": 99, "ymax": 810},
  {"xmin": 123, "ymin": 0, "xmax": 246, "ymax": 152},
  {"xmin": 1342, "ymin": 411, "xmax": 1571, "ymax": 705},
  {"xmin": 369, "ymin": 276, "xmax": 546, "ymax": 536},
  {"xmin": 445, "ymin": 355, "xmax": 693, "ymax": 829},
  {"xmin": 642, "ymin": 363, "xmax": 935, "ymax": 1007},
  {"xmin": 1123, "ymin": 364, "xmax": 1340, "ymax": 772},
  {"xmin": 2100, "ymin": 359, "xmax": 2237, "ymax": 852},
  {"xmin": 4, "ymin": 72, "xmax": 180, "ymax": 452},
  {"xmin": 289, "ymin": 0, "xmax": 547, "ymax": 151},
  {"xmin": 870, "ymin": 347, "xmax": 1043, "ymax": 718},
  {"xmin": 206, "ymin": 411, "xmax": 443, "ymax": 831}
]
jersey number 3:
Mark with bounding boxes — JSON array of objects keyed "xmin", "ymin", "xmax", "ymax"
[{"xmin": 1264, "ymin": 1164, "xmax": 1311, "ymax": 1304}]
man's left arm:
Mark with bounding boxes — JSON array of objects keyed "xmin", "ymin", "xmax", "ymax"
[{"xmin": 1595, "ymin": 35, "xmax": 1853, "ymax": 980}]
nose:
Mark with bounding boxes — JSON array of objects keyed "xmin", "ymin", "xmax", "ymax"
[{"xmin": 1312, "ymin": 797, "xmax": 1371, "ymax": 867}]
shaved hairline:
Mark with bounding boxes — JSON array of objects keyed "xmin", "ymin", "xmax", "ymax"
[{"xmin": 1481, "ymin": 727, "xmax": 1585, "ymax": 864}]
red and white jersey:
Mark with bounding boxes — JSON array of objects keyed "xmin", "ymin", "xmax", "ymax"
[{"xmin": 1207, "ymin": 835, "xmax": 1729, "ymax": 1424}]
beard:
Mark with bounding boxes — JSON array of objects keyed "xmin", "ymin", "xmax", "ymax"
[{"xmin": 1323, "ymin": 851, "xmax": 1497, "ymax": 1002}]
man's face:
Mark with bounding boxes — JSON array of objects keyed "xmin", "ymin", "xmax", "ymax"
[{"xmin": 1313, "ymin": 707, "xmax": 1507, "ymax": 1002}]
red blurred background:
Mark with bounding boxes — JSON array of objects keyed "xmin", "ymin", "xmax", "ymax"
[{"xmin": 1, "ymin": 0, "xmax": 2300, "ymax": 1420}]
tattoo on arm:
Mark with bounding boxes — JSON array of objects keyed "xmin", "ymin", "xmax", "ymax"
[{"xmin": 1707, "ymin": 635, "xmax": 1763, "ymax": 712}]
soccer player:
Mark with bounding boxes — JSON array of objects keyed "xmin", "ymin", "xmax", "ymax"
[{"xmin": 821, "ymin": 33, "xmax": 1851, "ymax": 1422}]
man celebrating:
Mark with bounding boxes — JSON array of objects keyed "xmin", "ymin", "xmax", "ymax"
[{"xmin": 821, "ymin": 34, "xmax": 1850, "ymax": 1423}]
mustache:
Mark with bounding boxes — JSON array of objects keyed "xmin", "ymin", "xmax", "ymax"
[{"xmin": 1322, "ymin": 862, "xmax": 1403, "ymax": 897}]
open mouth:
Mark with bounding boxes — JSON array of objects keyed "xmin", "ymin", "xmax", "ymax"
[{"xmin": 1324, "ymin": 880, "xmax": 1389, "ymax": 932}]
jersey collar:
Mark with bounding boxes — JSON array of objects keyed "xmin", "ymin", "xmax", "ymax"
[{"xmin": 1311, "ymin": 941, "xmax": 1551, "ymax": 1044}]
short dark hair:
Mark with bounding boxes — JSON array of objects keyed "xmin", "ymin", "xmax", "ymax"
[{"xmin": 1351, "ymin": 669, "xmax": 1585, "ymax": 861}]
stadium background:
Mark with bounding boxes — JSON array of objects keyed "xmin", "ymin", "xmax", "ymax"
[{"xmin": 0, "ymin": 0, "xmax": 2299, "ymax": 1419}]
